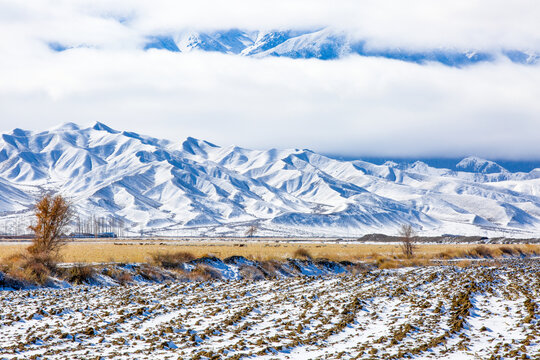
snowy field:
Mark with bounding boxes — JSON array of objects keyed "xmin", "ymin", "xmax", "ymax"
[{"xmin": 0, "ymin": 260, "xmax": 539, "ymax": 360}]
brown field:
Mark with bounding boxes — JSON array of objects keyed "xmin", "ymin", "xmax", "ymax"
[{"xmin": 1, "ymin": 240, "xmax": 539, "ymax": 264}]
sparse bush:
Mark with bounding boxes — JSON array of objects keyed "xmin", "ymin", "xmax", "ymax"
[
  {"xmin": 406, "ymin": 258, "xmax": 431, "ymax": 267},
  {"xmin": 61, "ymin": 264, "xmax": 95, "ymax": 284},
  {"xmin": 136, "ymin": 264, "xmax": 171, "ymax": 282},
  {"xmin": 258, "ymin": 260, "xmax": 281, "ymax": 278},
  {"xmin": 152, "ymin": 251, "xmax": 195, "ymax": 268},
  {"xmin": 102, "ymin": 267, "xmax": 132, "ymax": 285},
  {"xmin": 3, "ymin": 252, "xmax": 53, "ymax": 285},
  {"xmin": 238, "ymin": 265, "xmax": 266, "ymax": 281},
  {"xmin": 293, "ymin": 248, "xmax": 312, "ymax": 260},
  {"xmin": 468, "ymin": 245, "xmax": 494, "ymax": 258},
  {"xmin": 116, "ymin": 271, "xmax": 133, "ymax": 285},
  {"xmin": 499, "ymin": 246, "xmax": 518, "ymax": 256},
  {"xmin": 456, "ymin": 260, "xmax": 472, "ymax": 268},
  {"xmin": 377, "ymin": 258, "xmax": 402, "ymax": 269},
  {"xmin": 375, "ymin": 256, "xmax": 431, "ymax": 269},
  {"xmin": 435, "ymin": 245, "xmax": 535, "ymax": 261},
  {"xmin": 245, "ymin": 225, "xmax": 258, "ymax": 237},
  {"xmin": 399, "ymin": 224, "xmax": 417, "ymax": 259},
  {"xmin": 435, "ymin": 250, "xmax": 457, "ymax": 259},
  {"xmin": 186, "ymin": 264, "xmax": 222, "ymax": 281}
]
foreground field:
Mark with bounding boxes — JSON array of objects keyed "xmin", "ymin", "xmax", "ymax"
[
  {"xmin": 0, "ymin": 260, "xmax": 538, "ymax": 360},
  {"xmin": 1, "ymin": 241, "xmax": 539, "ymax": 263}
]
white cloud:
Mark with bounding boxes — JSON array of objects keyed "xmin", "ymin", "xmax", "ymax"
[
  {"xmin": 0, "ymin": 0, "xmax": 540, "ymax": 159},
  {"xmin": 1, "ymin": 46, "xmax": 539, "ymax": 159},
  {"xmin": 2, "ymin": 1, "xmax": 540, "ymax": 51}
]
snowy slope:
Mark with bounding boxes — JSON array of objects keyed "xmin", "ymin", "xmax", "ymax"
[{"xmin": 1, "ymin": 122, "xmax": 540, "ymax": 237}]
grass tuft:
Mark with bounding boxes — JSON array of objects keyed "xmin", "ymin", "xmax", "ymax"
[
  {"xmin": 61, "ymin": 263, "xmax": 95, "ymax": 284},
  {"xmin": 151, "ymin": 251, "xmax": 195, "ymax": 268},
  {"xmin": 293, "ymin": 248, "xmax": 312, "ymax": 260},
  {"xmin": 1, "ymin": 251, "xmax": 56, "ymax": 285}
]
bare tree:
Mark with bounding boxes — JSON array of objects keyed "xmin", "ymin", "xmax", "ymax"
[
  {"xmin": 399, "ymin": 224, "xmax": 417, "ymax": 259},
  {"xmin": 245, "ymin": 224, "xmax": 258, "ymax": 238},
  {"xmin": 28, "ymin": 193, "xmax": 73, "ymax": 258}
]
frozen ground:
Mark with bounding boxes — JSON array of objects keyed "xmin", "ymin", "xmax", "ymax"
[{"xmin": 0, "ymin": 260, "xmax": 539, "ymax": 359}]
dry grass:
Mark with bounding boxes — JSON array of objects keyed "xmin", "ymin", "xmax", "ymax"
[
  {"xmin": 0, "ymin": 241, "xmax": 539, "ymax": 264},
  {"xmin": 151, "ymin": 251, "xmax": 195, "ymax": 268},
  {"xmin": 1, "ymin": 251, "xmax": 57, "ymax": 284},
  {"xmin": 434, "ymin": 244, "xmax": 538, "ymax": 260},
  {"xmin": 293, "ymin": 248, "xmax": 312, "ymax": 259},
  {"xmin": 59, "ymin": 263, "xmax": 95, "ymax": 284}
]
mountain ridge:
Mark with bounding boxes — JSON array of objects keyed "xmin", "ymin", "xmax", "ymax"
[
  {"xmin": 1, "ymin": 122, "xmax": 540, "ymax": 237},
  {"xmin": 48, "ymin": 28, "xmax": 540, "ymax": 67}
]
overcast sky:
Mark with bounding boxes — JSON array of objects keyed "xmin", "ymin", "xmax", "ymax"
[{"xmin": 1, "ymin": 1, "xmax": 540, "ymax": 159}]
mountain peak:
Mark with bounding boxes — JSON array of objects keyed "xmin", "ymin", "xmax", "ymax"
[
  {"xmin": 50, "ymin": 122, "xmax": 81, "ymax": 132},
  {"xmin": 11, "ymin": 128, "xmax": 32, "ymax": 137},
  {"xmin": 91, "ymin": 122, "xmax": 119, "ymax": 134},
  {"xmin": 181, "ymin": 136, "xmax": 218, "ymax": 156},
  {"xmin": 456, "ymin": 156, "xmax": 507, "ymax": 174}
]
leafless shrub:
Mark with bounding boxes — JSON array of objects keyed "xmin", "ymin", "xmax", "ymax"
[
  {"xmin": 399, "ymin": 224, "xmax": 417, "ymax": 259},
  {"xmin": 245, "ymin": 224, "xmax": 258, "ymax": 237}
]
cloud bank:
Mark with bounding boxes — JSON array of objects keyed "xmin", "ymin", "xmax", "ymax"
[
  {"xmin": 1, "ymin": 1, "xmax": 540, "ymax": 159},
  {"xmin": 3, "ymin": 0, "xmax": 540, "ymax": 51}
]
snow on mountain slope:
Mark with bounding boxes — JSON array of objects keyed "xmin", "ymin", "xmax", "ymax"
[
  {"xmin": 1, "ymin": 123, "xmax": 540, "ymax": 237},
  {"xmin": 138, "ymin": 27, "xmax": 540, "ymax": 66},
  {"xmin": 456, "ymin": 156, "xmax": 507, "ymax": 174}
]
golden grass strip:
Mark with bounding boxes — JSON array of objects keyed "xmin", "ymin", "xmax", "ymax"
[{"xmin": 1, "ymin": 242, "xmax": 538, "ymax": 264}]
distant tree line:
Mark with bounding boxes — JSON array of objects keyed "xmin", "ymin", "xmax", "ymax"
[
  {"xmin": 74, "ymin": 215, "xmax": 125, "ymax": 237},
  {"xmin": 0, "ymin": 214, "xmax": 126, "ymax": 238}
]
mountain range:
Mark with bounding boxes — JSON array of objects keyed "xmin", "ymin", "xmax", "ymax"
[
  {"xmin": 49, "ymin": 28, "xmax": 540, "ymax": 67},
  {"xmin": 1, "ymin": 122, "xmax": 540, "ymax": 237}
]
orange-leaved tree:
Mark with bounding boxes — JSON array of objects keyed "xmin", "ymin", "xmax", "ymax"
[
  {"xmin": 3, "ymin": 193, "xmax": 73, "ymax": 284},
  {"xmin": 28, "ymin": 193, "xmax": 73, "ymax": 258}
]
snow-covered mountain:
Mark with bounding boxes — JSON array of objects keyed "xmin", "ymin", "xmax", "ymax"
[
  {"xmin": 2, "ymin": 122, "xmax": 540, "ymax": 237},
  {"xmin": 136, "ymin": 28, "xmax": 540, "ymax": 66},
  {"xmin": 456, "ymin": 156, "xmax": 508, "ymax": 174},
  {"xmin": 50, "ymin": 27, "xmax": 540, "ymax": 67}
]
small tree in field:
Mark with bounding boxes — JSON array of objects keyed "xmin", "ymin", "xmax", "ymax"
[
  {"xmin": 28, "ymin": 193, "xmax": 73, "ymax": 259},
  {"xmin": 4, "ymin": 193, "xmax": 73, "ymax": 284},
  {"xmin": 245, "ymin": 224, "xmax": 258, "ymax": 238},
  {"xmin": 399, "ymin": 224, "xmax": 417, "ymax": 259}
]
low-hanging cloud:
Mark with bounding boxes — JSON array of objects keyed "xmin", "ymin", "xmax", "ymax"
[
  {"xmin": 2, "ymin": 0, "xmax": 540, "ymax": 51},
  {"xmin": 0, "ymin": 1, "xmax": 540, "ymax": 159}
]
